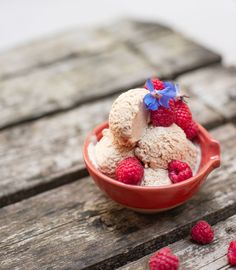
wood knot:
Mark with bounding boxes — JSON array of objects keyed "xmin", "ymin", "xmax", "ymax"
[{"xmin": 225, "ymin": 226, "xmax": 235, "ymax": 234}]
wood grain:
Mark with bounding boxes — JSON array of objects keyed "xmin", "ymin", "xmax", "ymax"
[
  {"xmin": 178, "ymin": 64, "xmax": 236, "ymax": 121},
  {"xmin": 0, "ymin": 20, "xmax": 169, "ymax": 80},
  {"xmin": 0, "ymin": 91, "xmax": 221, "ymax": 207},
  {"xmin": 0, "ymin": 124, "xmax": 236, "ymax": 270},
  {"xmin": 180, "ymin": 85, "xmax": 223, "ymax": 128},
  {"xmin": 131, "ymin": 31, "xmax": 221, "ymax": 78},
  {"xmin": 0, "ymin": 95, "xmax": 114, "ymax": 207},
  {"xmin": 0, "ymin": 20, "xmax": 221, "ymax": 130},
  {"xmin": 119, "ymin": 214, "xmax": 236, "ymax": 270},
  {"xmin": 0, "ymin": 44, "xmax": 155, "ymax": 130},
  {"xmin": 0, "ymin": 26, "xmax": 115, "ymax": 80},
  {"xmin": 103, "ymin": 19, "xmax": 172, "ymax": 43}
]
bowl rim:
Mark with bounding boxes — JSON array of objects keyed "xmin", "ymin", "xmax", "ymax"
[{"xmin": 83, "ymin": 121, "xmax": 220, "ymax": 191}]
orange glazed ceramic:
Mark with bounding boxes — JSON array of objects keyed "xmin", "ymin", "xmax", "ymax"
[{"xmin": 83, "ymin": 122, "xmax": 220, "ymax": 213}]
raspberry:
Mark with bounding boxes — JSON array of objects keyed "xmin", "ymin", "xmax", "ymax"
[
  {"xmin": 150, "ymin": 99, "xmax": 175, "ymax": 127},
  {"xmin": 149, "ymin": 247, "xmax": 180, "ymax": 270},
  {"xmin": 157, "ymin": 247, "xmax": 172, "ymax": 254},
  {"xmin": 175, "ymin": 100, "xmax": 192, "ymax": 130},
  {"xmin": 115, "ymin": 157, "xmax": 144, "ymax": 185},
  {"xmin": 144, "ymin": 78, "xmax": 165, "ymax": 90},
  {"xmin": 191, "ymin": 220, "xmax": 214, "ymax": 245},
  {"xmin": 228, "ymin": 241, "xmax": 236, "ymax": 266},
  {"xmin": 184, "ymin": 120, "xmax": 198, "ymax": 140},
  {"xmin": 168, "ymin": 160, "xmax": 192, "ymax": 183}
]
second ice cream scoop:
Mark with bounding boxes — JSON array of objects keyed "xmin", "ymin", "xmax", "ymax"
[
  {"xmin": 109, "ymin": 88, "xmax": 149, "ymax": 147},
  {"xmin": 135, "ymin": 124, "xmax": 197, "ymax": 170},
  {"xmin": 95, "ymin": 129, "xmax": 134, "ymax": 177}
]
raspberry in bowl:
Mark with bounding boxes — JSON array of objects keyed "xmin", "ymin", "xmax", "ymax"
[{"xmin": 83, "ymin": 78, "xmax": 220, "ymax": 213}]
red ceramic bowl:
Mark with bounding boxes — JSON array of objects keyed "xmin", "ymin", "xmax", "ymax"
[{"xmin": 83, "ymin": 122, "xmax": 220, "ymax": 213}]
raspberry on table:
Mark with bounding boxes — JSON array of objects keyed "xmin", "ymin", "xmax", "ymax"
[
  {"xmin": 144, "ymin": 78, "xmax": 165, "ymax": 90},
  {"xmin": 168, "ymin": 160, "xmax": 193, "ymax": 183},
  {"xmin": 228, "ymin": 240, "xmax": 236, "ymax": 266},
  {"xmin": 191, "ymin": 220, "xmax": 214, "ymax": 245},
  {"xmin": 149, "ymin": 247, "xmax": 180, "ymax": 270},
  {"xmin": 175, "ymin": 100, "xmax": 192, "ymax": 130},
  {"xmin": 184, "ymin": 120, "xmax": 198, "ymax": 140},
  {"xmin": 115, "ymin": 157, "xmax": 144, "ymax": 185}
]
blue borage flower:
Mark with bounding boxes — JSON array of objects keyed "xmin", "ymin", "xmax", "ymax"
[{"xmin": 143, "ymin": 79, "xmax": 179, "ymax": 111}]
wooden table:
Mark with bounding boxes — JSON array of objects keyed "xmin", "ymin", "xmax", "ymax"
[{"xmin": 0, "ymin": 20, "xmax": 236, "ymax": 270}]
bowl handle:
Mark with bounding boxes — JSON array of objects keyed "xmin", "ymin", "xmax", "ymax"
[{"xmin": 208, "ymin": 139, "xmax": 221, "ymax": 169}]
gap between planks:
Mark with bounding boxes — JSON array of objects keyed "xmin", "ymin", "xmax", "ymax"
[
  {"xmin": 1, "ymin": 64, "xmax": 235, "ymax": 208},
  {"xmin": 0, "ymin": 20, "xmax": 169, "ymax": 81},
  {"xmin": 118, "ymin": 214, "xmax": 236, "ymax": 270},
  {"xmin": 0, "ymin": 124, "xmax": 236, "ymax": 269},
  {"xmin": 0, "ymin": 79, "xmax": 144, "ymax": 132},
  {"xmin": 0, "ymin": 20, "xmax": 221, "ymax": 130},
  {"xmin": 0, "ymin": 61, "xmax": 222, "ymax": 133},
  {"xmin": 0, "ymin": 91, "xmax": 225, "ymax": 208}
]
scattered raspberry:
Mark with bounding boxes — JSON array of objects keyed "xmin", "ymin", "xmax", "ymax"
[
  {"xmin": 150, "ymin": 100, "xmax": 175, "ymax": 127},
  {"xmin": 144, "ymin": 78, "xmax": 165, "ymax": 90},
  {"xmin": 157, "ymin": 247, "xmax": 172, "ymax": 254},
  {"xmin": 115, "ymin": 157, "xmax": 144, "ymax": 185},
  {"xmin": 168, "ymin": 160, "xmax": 193, "ymax": 183},
  {"xmin": 175, "ymin": 100, "xmax": 192, "ymax": 130},
  {"xmin": 184, "ymin": 120, "xmax": 198, "ymax": 140},
  {"xmin": 191, "ymin": 220, "xmax": 214, "ymax": 245},
  {"xmin": 149, "ymin": 247, "xmax": 180, "ymax": 270},
  {"xmin": 228, "ymin": 241, "xmax": 236, "ymax": 266}
]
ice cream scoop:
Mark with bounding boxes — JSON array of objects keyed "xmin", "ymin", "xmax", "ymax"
[
  {"xmin": 142, "ymin": 168, "xmax": 172, "ymax": 186},
  {"xmin": 135, "ymin": 124, "xmax": 197, "ymax": 170},
  {"xmin": 109, "ymin": 88, "xmax": 149, "ymax": 146},
  {"xmin": 84, "ymin": 121, "xmax": 220, "ymax": 212},
  {"xmin": 95, "ymin": 129, "xmax": 134, "ymax": 177}
]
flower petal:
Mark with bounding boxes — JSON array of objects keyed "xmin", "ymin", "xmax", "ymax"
[
  {"xmin": 143, "ymin": 94, "xmax": 159, "ymax": 110},
  {"xmin": 161, "ymin": 87, "xmax": 176, "ymax": 98},
  {"xmin": 145, "ymin": 79, "xmax": 155, "ymax": 92},
  {"xmin": 175, "ymin": 83, "xmax": 181, "ymax": 96},
  {"xmin": 159, "ymin": 95, "xmax": 170, "ymax": 108},
  {"xmin": 164, "ymin": 81, "xmax": 174, "ymax": 89}
]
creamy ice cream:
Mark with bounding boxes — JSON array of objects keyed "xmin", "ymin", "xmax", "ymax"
[
  {"xmin": 142, "ymin": 168, "xmax": 172, "ymax": 186},
  {"xmin": 135, "ymin": 124, "xmax": 197, "ymax": 170},
  {"xmin": 87, "ymin": 78, "xmax": 201, "ymax": 187},
  {"xmin": 109, "ymin": 88, "xmax": 149, "ymax": 147},
  {"xmin": 94, "ymin": 129, "xmax": 134, "ymax": 177}
]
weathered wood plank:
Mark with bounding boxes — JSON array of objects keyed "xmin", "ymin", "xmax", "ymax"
[
  {"xmin": 0, "ymin": 44, "xmax": 154, "ymax": 130},
  {"xmin": 0, "ymin": 20, "xmax": 221, "ymax": 130},
  {"xmin": 0, "ymin": 90, "xmax": 221, "ymax": 207},
  {"xmin": 0, "ymin": 27, "xmax": 115, "ymax": 80},
  {"xmin": 181, "ymin": 85, "xmax": 223, "ymax": 128},
  {"xmin": 0, "ymin": 124, "xmax": 236, "ymax": 270},
  {"xmin": 104, "ymin": 19, "xmax": 172, "ymax": 42},
  {"xmin": 119, "ymin": 215, "xmax": 236, "ymax": 270},
  {"xmin": 0, "ymin": 20, "xmax": 169, "ymax": 80},
  {"xmin": 0, "ymin": 95, "xmax": 114, "ymax": 207},
  {"xmin": 178, "ymin": 65, "xmax": 236, "ymax": 121},
  {"xmin": 130, "ymin": 31, "xmax": 221, "ymax": 78}
]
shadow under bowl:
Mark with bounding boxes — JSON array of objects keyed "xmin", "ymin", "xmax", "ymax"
[{"xmin": 83, "ymin": 122, "xmax": 220, "ymax": 213}]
